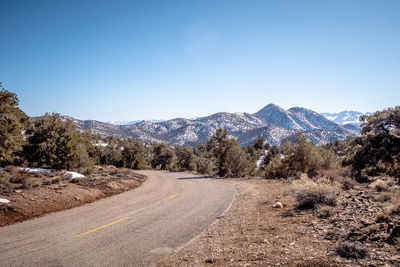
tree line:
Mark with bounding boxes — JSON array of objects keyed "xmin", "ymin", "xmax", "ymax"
[{"xmin": 1, "ymin": 86, "xmax": 399, "ymax": 182}]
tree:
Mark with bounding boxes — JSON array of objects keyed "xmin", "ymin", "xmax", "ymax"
[
  {"xmin": 287, "ymin": 134, "xmax": 325, "ymax": 177},
  {"xmin": 206, "ymin": 128, "xmax": 252, "ymax": 177},
  {"xmin": 24, "ymin": 113, "xmax": 93, "ymax": 172},
  {"xmin": 100, "ymin": 136, "xmax": 123, "ymax": 167},
  {"xmin": 264, "ymin": 134, "xmax": 338, "ymax": 179},
  {"xmin": 344, "ymin": 106, "xmax": 400, "ymax": 180},
  {"xmin": 262, "ymin": 142, "xmax": 279, "ymax": 167},
  {"xmin": 0, "ymin": 87, "xmax": 30, "ymax": 165},
  {"xmin": 121, "ymin": 139, "xmax": 149, "ymax": 169},
  {"xmin": 151, "ymin": 143, "xmax": 175, "ymax": 170},
  {"xmin": 253, "ymin": 138, "xmax": 264, "ymax": 151},
  {"xmin": 175, "ymin": 146, "xmax": 197, "ymax": 171},
  {"xmin": 206, "ymin": 129, "xmax": 233, "ymax": 177},
  {"xmin": 226, "ymin": 142, "xmax": 251, "ymax": 177}
]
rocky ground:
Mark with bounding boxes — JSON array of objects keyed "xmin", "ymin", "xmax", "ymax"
[
  {"xmin": 0, "ymin": 165, "xmax": 146, "ymax": 226},
  {"xmin": 159, "ymin": 175, "xmax": 400, "ymax": 267}
]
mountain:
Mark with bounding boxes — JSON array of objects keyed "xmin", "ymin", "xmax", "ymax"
[
  {"xmin": 321, "ymin": 111, "xmax": 372, "ymax": 126},
  {"xmin": 105, "ymin": 119, "xmax": 165, "ymax": 125},
  {"xmin": 67, "ymin": 104, "xmax": 359, "ymax": 147}
]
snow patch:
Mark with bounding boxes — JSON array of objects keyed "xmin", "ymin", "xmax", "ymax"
[
  {"xmin": 0, "ymin": 198, "xmax": 10, "ymax": 204},
  {"xmin": 63, "ymin": 171, "xmax": 85, "ymax": 179},
  {"xmin": 20, "ymin": 168, "xmax": 55, "ymax": 174}
]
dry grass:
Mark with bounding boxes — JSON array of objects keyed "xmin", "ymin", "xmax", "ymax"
[
  {"xmin": 389, "ymin": 202, "xmax": 400, "ymax": 215},
  {"xmin": 370, "ymin": 179, "xmax": 389, "ymax": 192},
  {"xmin": 292, "ymin": 177, "xmax": 341, "ymax": 209}
]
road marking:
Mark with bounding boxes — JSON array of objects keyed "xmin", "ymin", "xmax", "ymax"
[
  {"xmin": 74, "ymin": 217, "xmax": 129, "ymax": 238},
  {"xmin": 169, "ymin": 193, "xmax": 179, "ymax": 200},
  {"xmin": 181, "ymin": 184, "xmax": 184, "ymax": 188}
]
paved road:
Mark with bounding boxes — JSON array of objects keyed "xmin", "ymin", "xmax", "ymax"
[{"xmin": 0, "ymin": 171, "xmax": 235, "ymax": 267}]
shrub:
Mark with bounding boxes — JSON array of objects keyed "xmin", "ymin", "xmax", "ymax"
[
  {"xmin": 42, "ymin": 179, "xmax": 51, "ymax": 185},
  {"xmin": 195, "ymin": 157, "xmax": 215, "ymax": 176},
  {"xmin": 335, "ymin": 242, "xmax": 368, "ymax": 259},
  {"xmin": 0, "ymin": 177, "xmax": 10, "ymax": 186},
  {"xmin": 318, "ymin": 206, "xmax": 334, "ymax": 219},
  {"xmin": 264, "ymin": 155, "xmax": 290, "ymax": 179},
  {"xmin": 370, "ymin": 179, "xmax": 389, "ymax": 192},
  {"xmin": 317, "ymin": 169, "xmax": 356, "ymax": 190},
  {"xmin": 9, "ymin": 169, "xmax": 29, "ymax": 185},
  {"xmin": 361, "ymin": 224, "xmax": 379, "ymax": 236},
  {"xmin": 292, "ymin": 177, "xmax": 341, "ymax": 209},
  {"xmin": 376, "ymin": 192, "xmax": 393, "ymax": 203},
  {"xmin": 51, "ymin": 177, "xmax": 62, "ymax": 184},
  {"xmin": 264, "ymin": 135, "xmax": 339, "ymax": 179},
  {"xmin": 376, "ymin": 213, "xmax": 391, "ymax": 223},
  {"xmin": 389, "ymin": 203, "xmax": 400, "ymax": 215}
]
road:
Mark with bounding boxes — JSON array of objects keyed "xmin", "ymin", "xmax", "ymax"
[{"xmin": 0, "ymin": 171, "xmax": 235, "ymax": 267}]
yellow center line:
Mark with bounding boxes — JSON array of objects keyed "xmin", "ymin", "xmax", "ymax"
[
  {"xmin": 74, "ymin": 217, "xmax": 129, "ymax": 238},
  {"xmin": 169, "ymin": 193, "xmax": 179, "ymax": 200}
]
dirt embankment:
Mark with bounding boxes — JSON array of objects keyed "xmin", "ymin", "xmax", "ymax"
[
  {"xmin": 160, "ymin": 176, "xmax": 400, "ymax": 267},
  {"xmin": 0, "ymin": 166, "xmax": 146, "ymax": 227}
]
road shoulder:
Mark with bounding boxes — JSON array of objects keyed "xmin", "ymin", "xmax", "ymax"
[{"xmin": 159, "ymin": 178, "xmax": 338, "ymax": 266}]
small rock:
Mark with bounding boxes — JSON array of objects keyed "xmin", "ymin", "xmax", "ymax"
[
  {"xmin": 273, "ymin": 202, "xmax": 283, "ymax": 208},
  {"xmin": 15, "ymin": 190, "xmax": 22, "ymax": 193}
]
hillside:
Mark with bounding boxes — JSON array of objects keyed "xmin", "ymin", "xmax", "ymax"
[{"xmin": 66, "ymin": 104, "xmax": 358, "ymax": 146}]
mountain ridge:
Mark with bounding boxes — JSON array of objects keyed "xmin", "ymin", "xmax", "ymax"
[
  {"xmin": 63, "ymin": 104, "xmax": 360, "ymax": 147},
  {"xmin": 321, "ymin": 110, "xmax": 372, "ymax": 126}
]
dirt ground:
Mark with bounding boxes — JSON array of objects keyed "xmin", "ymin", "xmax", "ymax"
[
  {"xmin": 0, "ymin": 166, "xmax": 146, "ymax": 227},
  {"xmin": 159, "ymin": 177, "xmax": 400, "ymax": 267}
]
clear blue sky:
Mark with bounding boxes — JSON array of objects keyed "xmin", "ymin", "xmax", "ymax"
[{"xmin": 1, "ymin": 0, "xmax": 399, "ymax": 121}]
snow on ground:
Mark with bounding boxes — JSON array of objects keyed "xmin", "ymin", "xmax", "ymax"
[
  {"xmin": 20, "ymin": 168, "xmax": 55, "ymax": 174},
  {"xmin": 0, "ymin": 198, "xmax": 10, "ymax": 204},
  {"xmin": 19, "ymin": 167, "xmax": 85, "ymax": 179},
  {"xmin": 62, "ymin": 171, "xmax": 85, "ymax": 179},
  {"xmin": 94, "ymin": 141, "xmax": 108, "ymax": 147}
]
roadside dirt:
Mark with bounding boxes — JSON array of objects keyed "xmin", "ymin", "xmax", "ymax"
[
  {"xmin": 159, "ymin": 178, "xmax": 337, "ymax": 267},
  {"xmin": 0, "ymin": 166, "xmax": 146, "ymax": 227},
  {"xmin": 159, "ymin": 176, "xmax": 400, "ymax": 267}
]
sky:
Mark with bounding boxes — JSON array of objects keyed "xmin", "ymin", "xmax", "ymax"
[{"xmin": 1, "ymin": 0, "xmax": 399, "ymax": 122}]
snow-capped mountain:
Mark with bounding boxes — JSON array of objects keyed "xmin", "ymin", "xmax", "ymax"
[
  {"xmin": 68, "ymin": 104, "xmax": 359, "ymax": 146},
  {"xmin": 105, "ymin": 119, "xmax": 165, "ymax": 125},
  {"xmin": 321, "ymin": 111, "xmax": 372, "ymax": 126}
]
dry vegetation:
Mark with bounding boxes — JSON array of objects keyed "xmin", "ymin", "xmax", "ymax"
[
  {"xmin": 0, "ymin": 165, "xmax": 146, "ymax": 226},
  {"xmin": 160, "ymin": 171, "xmax": 400, "ymax": 267}
]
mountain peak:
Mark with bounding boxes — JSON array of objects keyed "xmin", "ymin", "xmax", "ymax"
[{"xmin": 255, "ymin": 103, "xmax": 285, "ymax": 114}]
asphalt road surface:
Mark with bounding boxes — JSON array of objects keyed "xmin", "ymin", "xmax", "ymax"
[{"xmin": 0, "ymin": 171, "xmax": 235, "ymax": 267}]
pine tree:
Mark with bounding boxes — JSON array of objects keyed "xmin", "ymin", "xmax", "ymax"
[
  {"xmin": 24, "ymin": 113, "xmax": 91, "ymax": 171},
  {"xmin": 121, "ymin": 139, "xmax": 149, "ymax": 169},
  {"xmin": 151, "ymin": 143, "xmax": 175, "ymax": 170},
  {"xmin": 0, "ymin": 86, "xmax": 30, "ymax": 165},
  {"xmin": 206, "ymin": 128, "xmax": 232, "ymax": 177},
  {"xmin": 176, "ymin": 146, "xmax": 197, "ymax": 171}
]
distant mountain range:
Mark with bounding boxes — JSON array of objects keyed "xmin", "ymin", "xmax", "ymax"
[
  {"xmin": 105, "ymin": 119, "xmax": 165, "ymax": 125},
  {"xmin": 321, "ymin": 111, "xmax": 372, "ymax": 126},
  {"xmin": 65, "ymin": 104, "xmax": 362, "ymax": 147}
]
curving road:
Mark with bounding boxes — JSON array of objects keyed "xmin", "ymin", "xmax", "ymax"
[{"xmin": 0, "ymin": 171, "xmax": 235, "ymax": 267}]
